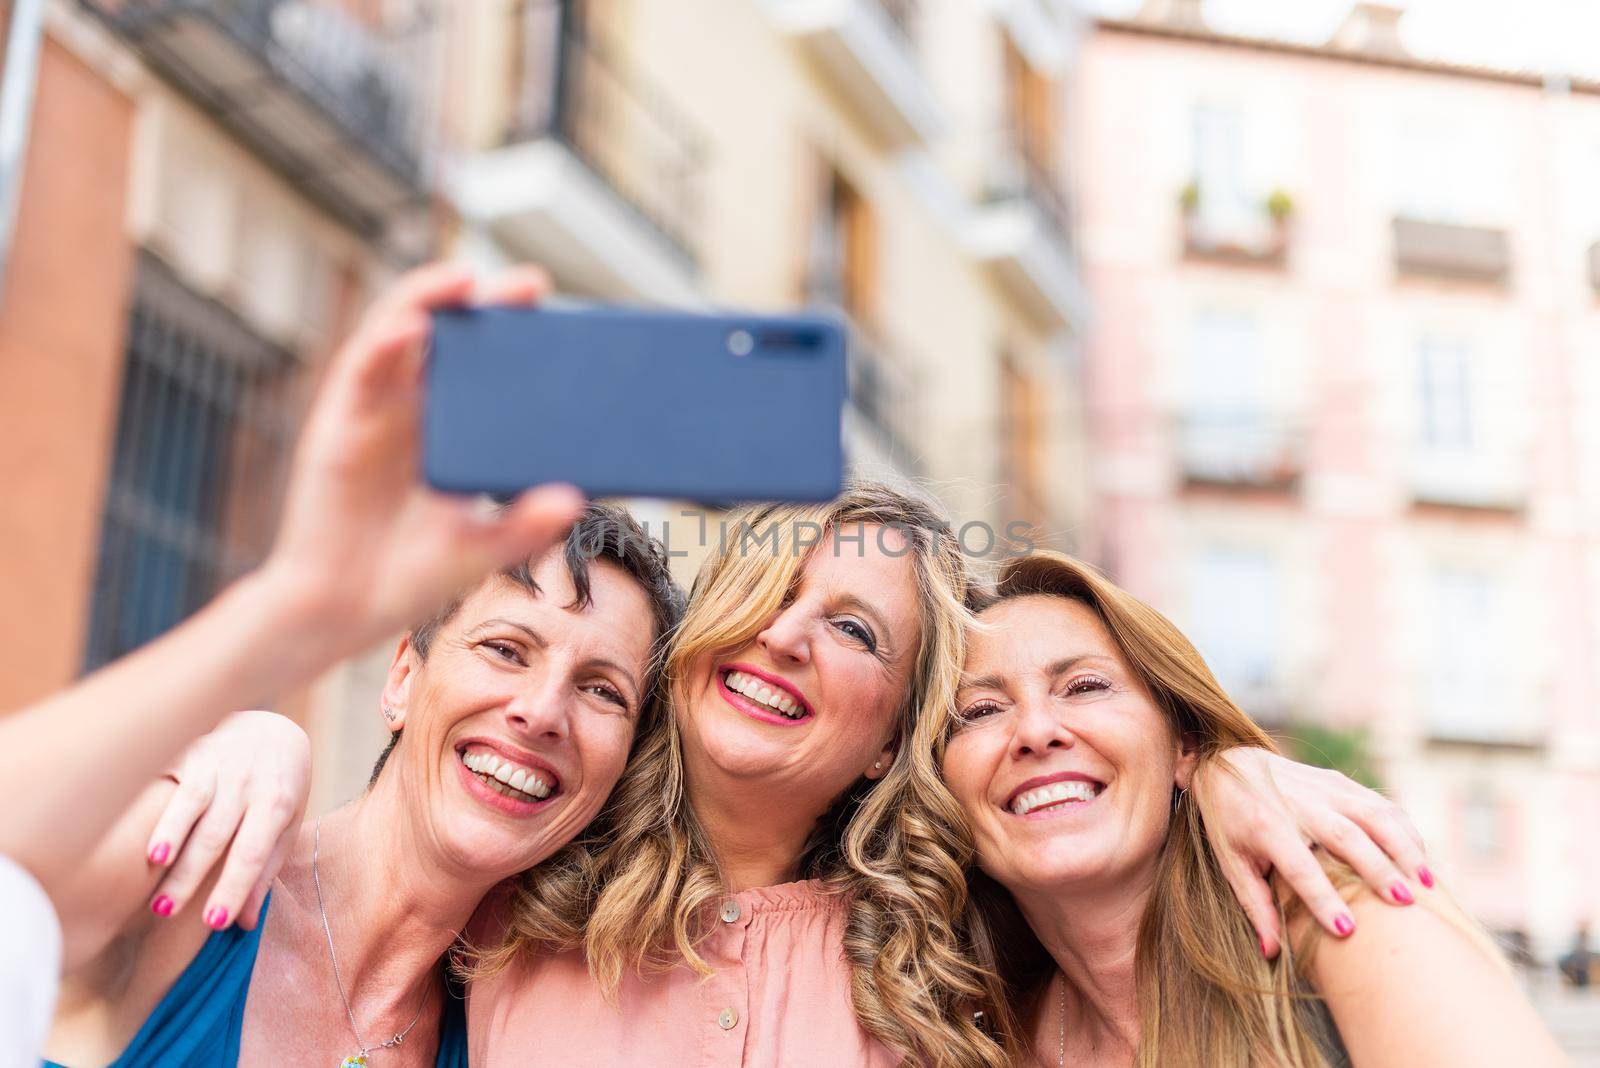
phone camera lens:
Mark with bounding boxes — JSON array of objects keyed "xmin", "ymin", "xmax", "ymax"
[{"xmin": 727, "ymin": 329, "xmax": 755, "ymax": 356}]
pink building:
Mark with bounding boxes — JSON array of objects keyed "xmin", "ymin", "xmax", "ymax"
[{"xmin": 1073, "ymin": 2, "xmax": 1600, "ymax": 956}]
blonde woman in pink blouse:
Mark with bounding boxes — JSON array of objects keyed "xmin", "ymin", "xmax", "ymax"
[{"xmin": 464, "ymin": 484, "xmax": 1437, "ymax": 1067}]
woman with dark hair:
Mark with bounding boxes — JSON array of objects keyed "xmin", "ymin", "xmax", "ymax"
[{"xmin": 33, "ymin": 264, "xmax": 685, "ymax": 1068}]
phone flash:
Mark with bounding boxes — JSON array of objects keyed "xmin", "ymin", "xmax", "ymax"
[{"xmin": 727, "ymin": 329, "xmax": 754, "ymax": 356}]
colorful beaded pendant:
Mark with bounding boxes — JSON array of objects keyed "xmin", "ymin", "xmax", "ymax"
[{"xmin": 340, "ymin": 1057, "xmax": 368, "ymax": 1068}]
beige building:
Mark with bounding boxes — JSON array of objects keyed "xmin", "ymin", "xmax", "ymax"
[
  {"xmin": 0, "ymin": 1, "xmax": 1094, "ymax": 824},
  {"xmin": 295, "ymin": 0, "xmax": 1095, "ymax": 806}
]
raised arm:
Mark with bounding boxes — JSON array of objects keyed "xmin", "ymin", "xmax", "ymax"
[
  {"xmin": 1193, "ymin": 747, "xmax": 1432, "ymax": 957},
  {"xmin": 0, "ymin": 263, "xmax": 584, "ymax": 898}
]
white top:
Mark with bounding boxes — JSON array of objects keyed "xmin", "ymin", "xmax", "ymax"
[{"xmin": 0, "ymin": 854, "xmax": 60, "ymax": 1068}]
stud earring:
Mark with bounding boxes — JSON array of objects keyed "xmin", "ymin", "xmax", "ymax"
[
  {"xmin": 382, "ymin": 705, "xmax": 396, "ymax": 722},
  {"xmin": 873, "ymin": 761, "xmax": 883, "ymax": 770}
]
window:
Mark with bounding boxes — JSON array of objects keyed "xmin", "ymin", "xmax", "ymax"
[
  {"xmin": 1394, "ymin": 122, "xmax": 1503, "ymax": 226},
  {"xmin": 1460, "ymin": 787, "xmax": 1507, "ymax": 863},
  {"xmin": 1181, "ymin": 311, "xmax": 1286, "ymax": 483},
  {"xmin": 806, "ymin": 164, "xmax": 876, "ymax": 326},
  {"xmin": 1189, "ymin": 546, "xmax": 1280, "ymax": 699},
  {"xmin": 85, "ymin": 254, "xmax": 297, "ymax": 669},
  {"xmin": 1425, "ymin": 566, "xmax": 1516, "ymax": 742},
  {"xmin": 1000, "ymin": 352, "xmax": 1044, "ymax": 524},
  {"xmin": 1003, "ymin": 35, "xmax": 1057, "ymax": 184},
  {"xmin": 1417, "ymin": 337, "xmax": 1474, "ymax": 455},
  {"xmin": 1192, "ymin": 104, "xmax": 1251, "ymax": 225}
]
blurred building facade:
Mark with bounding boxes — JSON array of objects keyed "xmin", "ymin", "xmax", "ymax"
[
  {"xmin": 0, "ymin": 0, "xmax": 441, "ymax": 725},
  {"xmin": 289, "ymin": 0, "xmax": 1097, "ymax": 806},
  {"xmin": 1073, "ymin": 1, "xmax": 1600, "ymax": 956},
  {"xmin": 444, "ymin": 0, "xmax": 1090, "ymax": 558},
  {"xmin": 0, "ymin": 0, "xmax": 1094, "ymax": 814}
]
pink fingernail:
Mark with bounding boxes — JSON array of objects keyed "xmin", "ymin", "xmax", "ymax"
[
  {"xmin": 1419, "ymin": 866, "xmax": 1435, "ymax": 889},
  {"xmin": 1391, "ymin": 882, "xmax": 1414, "ymax": 905},
  {"xmin": 150, "ymin": 894, "xmax": 174, "ymax": 918},
  {"xmin": 148, "ymin": 842, "xmax": 170, "ymax": 865},
  {"xmin": 1334, "ymin": 913, "xmax": 1355, "ymax": 937},
  {"xmin": 1259, "ymin": 935, "xmax": 1271, "ymax": 957},
  {"xmin": 204, "ymin": 906, "xmax": 228, "ymax": 930}
]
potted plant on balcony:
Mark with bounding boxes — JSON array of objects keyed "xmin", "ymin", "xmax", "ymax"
[
  {"xmin": 1265, "ymin": 187, "xmax": 1294, "ymax": 223},
  {"xmin": 1179, "ymin": 180, "xmax": 1201, "ymax": 215}
]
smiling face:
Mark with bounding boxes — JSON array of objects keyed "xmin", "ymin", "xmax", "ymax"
[
  {"xmin": 382, "ymin": 553, "xmax": 655, "ymax": 881},
  {"xmin": 679, "ymin": 525, "xmax": 923, "ymax": 817},
  {"xmin": 942, "ymin": 595, "xmax": 1196, "ymax": 899}
]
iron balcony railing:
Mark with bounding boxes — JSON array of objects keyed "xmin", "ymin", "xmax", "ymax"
[
  {"xmin": 95, "ymin": 0, "xmax": 434, "ymax": 231},
  {"xmin": 801, "ymin": 274, "xmax": 921, "ymax": 473},
  {"xmin": 1177, "ymin": 413, "xmax": 1302, "ymax": 492},
  {"xmin": 985, "ymin": 124, "xmax": 1075, "ymax": 256},
  {"xmin": 874, "ymin": 0, "xmax": 919, "ymax": 52},
  {"xmin": 507, "ymin": 1, "xmax": 706, "ymax": 266},
  {"xmin": 1393, "ymin": 216, "xmax": 1511, "ymax": 284}
]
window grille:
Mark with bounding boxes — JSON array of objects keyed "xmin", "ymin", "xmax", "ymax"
[{"xmin": 84, "ymin": 253, "xmax": 299, "ymax": 669}]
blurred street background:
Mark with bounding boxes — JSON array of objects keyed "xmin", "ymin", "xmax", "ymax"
[{"xmin": 0, "ymin": 0, "xmax": 1597, "ymax": 1052}]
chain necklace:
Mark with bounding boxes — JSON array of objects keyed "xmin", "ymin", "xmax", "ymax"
[
  {"xmin": 1055, "ymin": 969, "xmax": 1066, "ymax": 1068},
  {"xmin": 313, "ymin": 818, "xmax": 425, "ymax": 1068}
]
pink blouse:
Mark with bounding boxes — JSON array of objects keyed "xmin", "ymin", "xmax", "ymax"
[{"xmin": 467, "ymin": 879, "xmax": 902, "ymax": 1067}]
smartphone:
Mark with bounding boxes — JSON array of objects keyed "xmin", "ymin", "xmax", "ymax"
[{"xmin": 423, "ymin": 304, "xmax": 846, "ymax": 503}]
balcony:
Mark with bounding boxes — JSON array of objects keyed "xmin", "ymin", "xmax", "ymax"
[
  {"xmin": 1181, "ymin": 186, "xmax": 1292, "ymax": 267},
  {"xmin": 1393, "ymin": 216, "xmax": 1511, "ymax": 284},
  {"xmin": 452, "ymin": 3, "xmax": 706, "ymax": 305},
  {"xmin": 762, "ymin": 0, "xmax": 942, "ymax": 148},
  {"xmin": 968, "ymin": 131, "xmax": 1086, "ymax": 329},
  {"xmin": 846, "ymin": 328, "xmax": 922, "ymax": 475},
  {"xmin": 1178, "ymin": 415, "xmax": 1301, "ymax": 492},
  {"xmin": 805, "ymin": 281, "xmax": 922, "ymax": 474},
  {"xmin": 1410, "ymin": 448, "xmax": 1526, "ymax": 512},
  {"xmin": 95, "ymin": 0, "xmax": 431, "ymax": 236}
]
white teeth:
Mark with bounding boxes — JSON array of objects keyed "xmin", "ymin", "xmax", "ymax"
[
  {"xmin": 460, "ymin": 747, "xmax": 556, "ymax": 802},
  {"xmin": 724, "ymin": 671, "xmax": 807, "ymax": 719},
  {"xmin": 1011, "ymin": 779, "xmax": 1100, "ymax": 815}
]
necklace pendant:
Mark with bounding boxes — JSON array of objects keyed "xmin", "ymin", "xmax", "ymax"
[{"xmin": 340, "ymin": 1056, "xmax": 368, "ymax": 1068}]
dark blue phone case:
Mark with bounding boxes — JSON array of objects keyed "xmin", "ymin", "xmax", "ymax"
[{"xmin": 423, "ymin": 305, "xmax": 846, "ymax": 503}]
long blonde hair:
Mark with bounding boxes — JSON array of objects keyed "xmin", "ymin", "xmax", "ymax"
[
  {"xmin": 484, "ymin": 482, "xmax": 1008, "ymax": 1067},
  {"xmin": 960, "ymin": 551, "xmax": 1349, "ymax": 1067}
]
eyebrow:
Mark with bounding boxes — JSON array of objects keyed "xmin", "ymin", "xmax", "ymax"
[
  {"xmin": 468, "ymin": 618, "xmax": 643, "ymax": 703},
  {"xmin": 469, "ymin": 618, "xmax": 547, "ymax": 649},
  {"xmin": 958, "ymin": 654, "xmax": 1113, "ymax": 694}
]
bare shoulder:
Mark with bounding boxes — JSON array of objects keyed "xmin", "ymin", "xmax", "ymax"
[{"xmin": 1293, "ymin": 884, "xmax": 1568, "ymax": 1067}]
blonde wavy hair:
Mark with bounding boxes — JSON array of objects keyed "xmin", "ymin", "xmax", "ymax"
[
  {"xmin": 959, "ymin": 551, "xmax": 1364, "ymax": 1067},
  {"xmin": 479, "ymin": 482, "xmax": 1008, "ymax": 1068}
]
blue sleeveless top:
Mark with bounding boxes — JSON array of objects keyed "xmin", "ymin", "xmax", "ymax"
[{"xmin": 45, "ymin": 894, "xmax": 468, "ymax": 1068}]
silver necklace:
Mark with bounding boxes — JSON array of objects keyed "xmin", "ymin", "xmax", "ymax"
[
  {"xmin": 1056, "ymin": 969, "xmax": 1066, "ymax": 1068},
  {"xmin": 313, "ymin": 818, "xmax": 425, "ymax": 1068}
]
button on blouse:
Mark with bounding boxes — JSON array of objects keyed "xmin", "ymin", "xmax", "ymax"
[{"xmin": 469, "ymin": 879, "xmax": 901, "ymax": 1067}]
